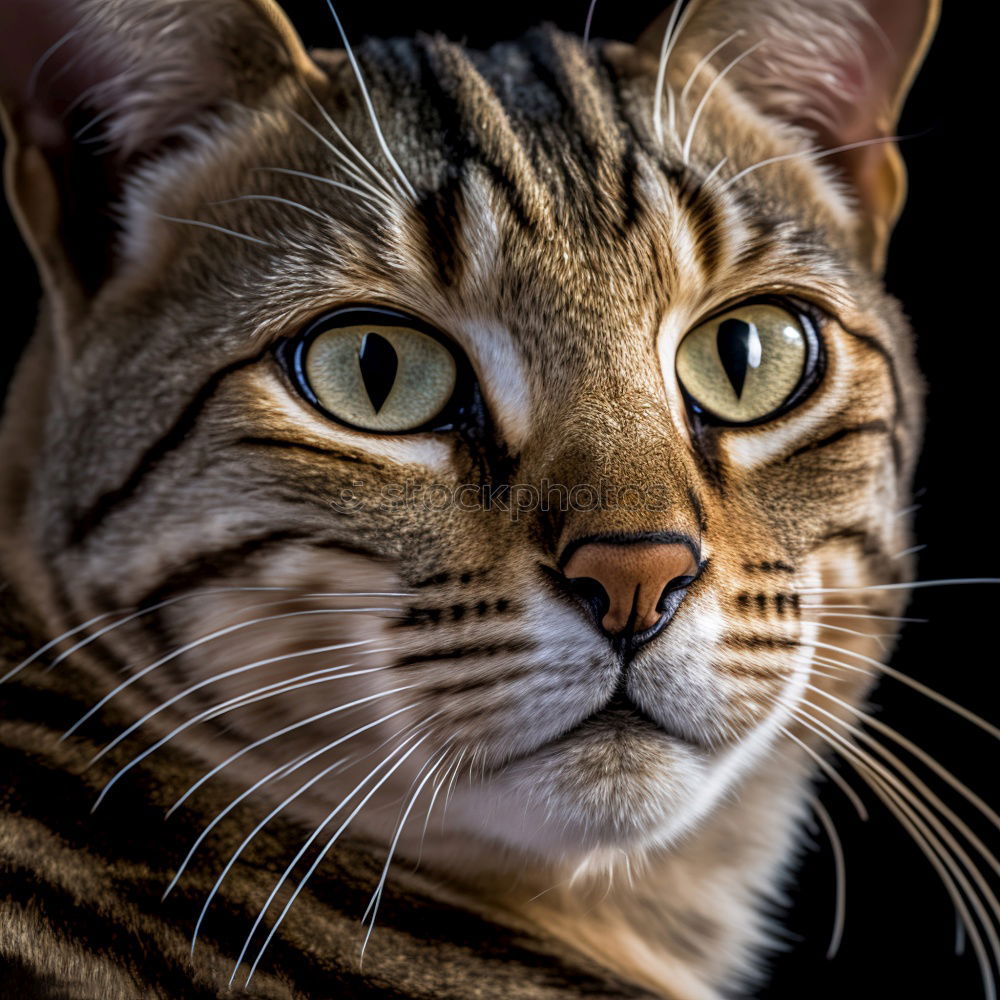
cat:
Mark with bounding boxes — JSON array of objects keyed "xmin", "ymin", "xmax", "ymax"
[{"xmin": 3, "ymin": 0, "xmax": 987, "ymax": 998}]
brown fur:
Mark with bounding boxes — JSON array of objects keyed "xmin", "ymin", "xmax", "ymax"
[{"xmin": 0, "ymin": 1, "xmax": 940, "ymax": 996}]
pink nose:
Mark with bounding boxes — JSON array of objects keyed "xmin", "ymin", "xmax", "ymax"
[{"xmin": 562, "ymin": 541, "xmax": 698, "ymax": 635}]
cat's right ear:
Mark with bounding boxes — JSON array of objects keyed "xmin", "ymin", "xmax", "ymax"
[{"xmin": 0, "ymin": 0, "xmax": 321, "ymax": 320}]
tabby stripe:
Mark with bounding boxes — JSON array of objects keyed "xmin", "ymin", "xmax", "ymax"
[
  {"xmin": 812, "ymin": 526, "xmax": 893, "ymax": 565},
  {"xmin": 421, "ymin": 667, "xmax": 533, "ymax": 697},
  {"xmin": 238, "ymin": 435, "xmax": 383, "ymax": 466},
  {"xmin": 679, "ymin": 175, "xmax": 726, "ymax": 281},
  {"xmin": 723, "ymin": 636, "xmax": 799, "ymax": 649},
  {"xmin": 0, "ymin": 866, "xmax": 222, "ymax": 1000},
  {"xmin": 785, "ymin": 420, "xmax": 891, "ymax": 460},
  {"xmin": 126, "ymin": 529, "xmax": 315, "ymax": 615},
  {"xmin": 416, "ymin": 182, "xmax": 467, "ymax": 287},
  {"xmin": 416, "ymin": 41, "xmax": 536, "ymax": 230},
  {"xmin": 843, "ymin": 326, "xmax": 906, "ymax": 423},
  {"xmin": 69, "ymin": 354, "xmax": 264, "ymax": 546},
  {"xmin": 394, "ymin": 640, "xmax": 535, "ymax": 668},
  {"xmin": 716, "ymin": 662, "xmax": 792, "ymax": 680}
]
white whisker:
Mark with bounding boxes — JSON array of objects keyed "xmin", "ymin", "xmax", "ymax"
[
  {"xmin": 810, "ymin": 642, "xmax": 1000, "ymax": 742},
  {"xmin": 779, "ymin": 725, "xmax": 868, "ymax": 820},
  {"xmin": 63, "ymin": 606, "xmax": 397, "ymax": 740},
  {"xmin": 652, "ymin": 0, "xmax": 696, "ymax": 143},
  {"xmin": 791, "ymin": 704, "xmax": 999, "ymax": 998},
  {"xmin": 253, "ymin": 164, "xmax": 388, "ymax": 212},
  {"xmin": 154, "ymin": 213, "xmax": 274, "ymax": 247},
  {"xmin": 679, "ymin": 30, "xmax": 744, "ymax": 106},
  {"xmin": 808, "ymin": 794, "xmax": 847, "ymax": 958},
  {"xmin": 281, "ymin": 107, "xmax": 398, "ymax": 209},
  {"xmin": 721, "ymin": 135, "xmax": 904, "ymax": 193},
  {"xmin": 92, "ymin": 639, "xmax": 382, "ymax": 764},
  {"xmin": 3, "ymin": 585, "xmax": 358, "ymax": 684},
  {"xmin": 167, "ymin": 684, "xmax": 418, "ymax": 816},
  {"xmin": 682, "ymin": 41, "xmax": 763, "ymax": 165},
  {"xmin": 93, "ymin": 656, "xmax": 400, "ymax": 809},
  {"xmin": 360, "ymin": 742, "xmax": 454, "ymax": 960},
  {"xmin": 803, "ymin": 683, "xmax": 1000, "ymax": 844},
  {"xmin": 185, "ymin": 709, "xmax": 424, "ymax": 951},
  {"xmin": 800, "ymin": 579, "xmax": 1000, "ymax": 594},
  {"xmin": 802, "ymin": 611, "xmax": 927, "ymax": 624},
  {"xmin": 239, "ymin": 727, "xmax": 436, "ymax": 986},
  {"xmin": 299, "ymin": 86, "xmax": 400, "ymax": 200},
  {"xmin": 321, "ymin": 0, "xmax": 417, "ymax": 201},
  {"xmin": 209, "ymin": 193, "xmax": 339, "ymax": 224},
  {"xmin": 582, "ymin": 0, "xmax": 599, "ymax": 46}
]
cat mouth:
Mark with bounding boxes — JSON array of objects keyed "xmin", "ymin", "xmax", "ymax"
[{"xmin": 570, "ymin": 687, "xmax": 675, "ymax": 735}]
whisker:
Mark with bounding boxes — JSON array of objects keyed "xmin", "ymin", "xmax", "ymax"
[
  {"xmin": 417, "ymin": 751, "xmax": 463, "ymax": 864},
  {"xmin": 800, "ymin": 579, "xmax": 1000, "ymax": 594},
  {"xmin": 790, "ymin": 704, "xmax": 999, "ymax": 998},
  {"xmin": 802, "ymin": 611, "xmax": 927, "ymax": 624},
  {"xmin": 682, "ymin": 41, "xmax": 763, "ymax": 164},
  {"xmin": 280, "ymin": 107, "xmax": 398, "ymax": 209},
  {"xmin": 652, "ymin": 0, "xmax": 697, "ymax": 142},
  {"xmin": 440, "ymin": 746, "xmax": 468, "ymax": 831},
  {"xmin": 239, "ymin": 726, "xmax": 437, "ymax": 987},
  {"xmin": 253, "ymin": 164, "xmax": 388, "ymax": 212},
  {"xmin": 209, "ymin": 193, "xmax": 339, "ymax": 224},
  {"xmin": 93, "ymin": 655, "xmax": 400, "ymax": 808},
  {"xmin": 167, "ymin": 684, "xmax": 418, "ymax": 816},
  {"xmin": 173, "ymin": 704, "xmax": 421, "ymax": 903},
  {"xmin": 26, "ymin": 26, "xmax": 80, "ymax": 100},
  {"xmin": 63, "ymin": 606, "xmax": 397, "ymax": 740},
  {"xmin": 802, "ymin": 684, "xmax": 1000, "ymax": 851},
  {"xmin": 808, "ymin": 794, "xmax": 847, "ymax": 958},
  {"xmin": 807, "ymin": 621, "xmax": 894, "ymax": 644},
  {"xmin": 778, "ymin": 725, "xmax": 868, "ymax": 820},
  {"xmin": 2, "ymin": 584, "xmax": 364, "ymax": 683},
  {"xmin": 298, "ymin": 85, "xmax": 400, "ymax": 200},
  {"xmin": 360, "ymin": 742, "xmax": 454, "ymax": 960},
  {"xmin": 582, "ymin": 0, "xmax": 599, "ymax": 46},
  {"xmin": 321, "ymin": 0, "xmax": 417, "ymax": 202},
  {"xmin": 702, "ymin": 155, "xmax": 729, "ymax": 187},
  {"xmin": 720, "ymin": 135, "xmax": 905, "ymax": 193},
  {"xmin": 679, "ymin": 30, "xmax": 744, "ymax": 106},
  {"xmin": 810, "ymin": 643, "xmax": 1000, "ymax": 742},
  {"xmin": 185, "ymin": 708, "xmax": 424, "ymax": 950},
  {"xmin": 154, "ymin": 213, "xmax": 274, "ymax": 247},
  {"xmin": 780, "ymin": 702, "xmax": 993, "ymax": 981},
  {"xmin": 92, "ymin": 639, "xmax": 382, "ymax": 764}
]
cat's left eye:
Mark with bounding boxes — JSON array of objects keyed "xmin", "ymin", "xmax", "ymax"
[
  {"xmin": 284, "ymin": 307, "xmax": 465, "ymax": 433},
  {"xmin": 675, "ymin": 302, "xmax": 821, "ymax": 426}
]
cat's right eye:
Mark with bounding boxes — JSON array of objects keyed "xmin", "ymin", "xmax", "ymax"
[{"xmin": 283, "ymin": 307, "xmax": 469, "ymax": 434}]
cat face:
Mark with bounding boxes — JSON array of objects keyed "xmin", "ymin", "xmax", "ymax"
[{"xmin": 0, "ymin": 0, "xmax": 933, "ymax": 864}]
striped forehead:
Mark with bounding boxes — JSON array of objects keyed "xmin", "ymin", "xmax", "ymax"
[{"xmin": 296, "ymin": 31, "xmax": 859, "ymax": 449}]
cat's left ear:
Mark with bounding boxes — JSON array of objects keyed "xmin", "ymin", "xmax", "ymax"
[{"xmin": 641, "ymin": 0, "xmax": 939, "ymax": 271}]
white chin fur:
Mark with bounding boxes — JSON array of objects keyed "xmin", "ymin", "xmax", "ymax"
[{"xmin": 447, "ymin": 715, "xmax": 709, "ymax": 858}]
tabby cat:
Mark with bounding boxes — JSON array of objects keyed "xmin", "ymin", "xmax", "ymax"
[{"xmin": 2, "ymin": 0, "xmax": 985, "ymax": 998}]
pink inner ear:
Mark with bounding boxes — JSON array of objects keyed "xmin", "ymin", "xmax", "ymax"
[{"xmin": 0, "ymin": 0, "xmax": 119, "ymax": 150}]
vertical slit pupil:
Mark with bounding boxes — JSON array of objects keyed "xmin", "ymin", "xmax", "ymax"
[
  {"xmin": 716, "ymin": 318, "xmax": 757, "ymax": 399},
  {"xmin": 358, "ymin": 331, "xmax": 398, "ymax": 413}
]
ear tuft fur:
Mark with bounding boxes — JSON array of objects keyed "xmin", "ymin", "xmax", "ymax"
[{"xmin": 0, "ymin": 0, "xmax": 317, "ymax": 299}]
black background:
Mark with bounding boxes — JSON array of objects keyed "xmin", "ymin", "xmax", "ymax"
[{"xmin": 1, "ymin": 2, "xmax": 995, "ymax": 998}]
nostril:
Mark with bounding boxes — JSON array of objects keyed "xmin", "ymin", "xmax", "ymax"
[{"xmin": 564, "ymin": 575, "xmax": 610, "ymax": 627}]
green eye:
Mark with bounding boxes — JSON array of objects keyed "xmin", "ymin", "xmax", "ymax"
[
  {"xmin": 294, "ymin": 309, "xmax": 459, "ymax": 433},
  {"xmin": 675, "ymin": 303, "xmax": 818, "ymax": 425}
]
